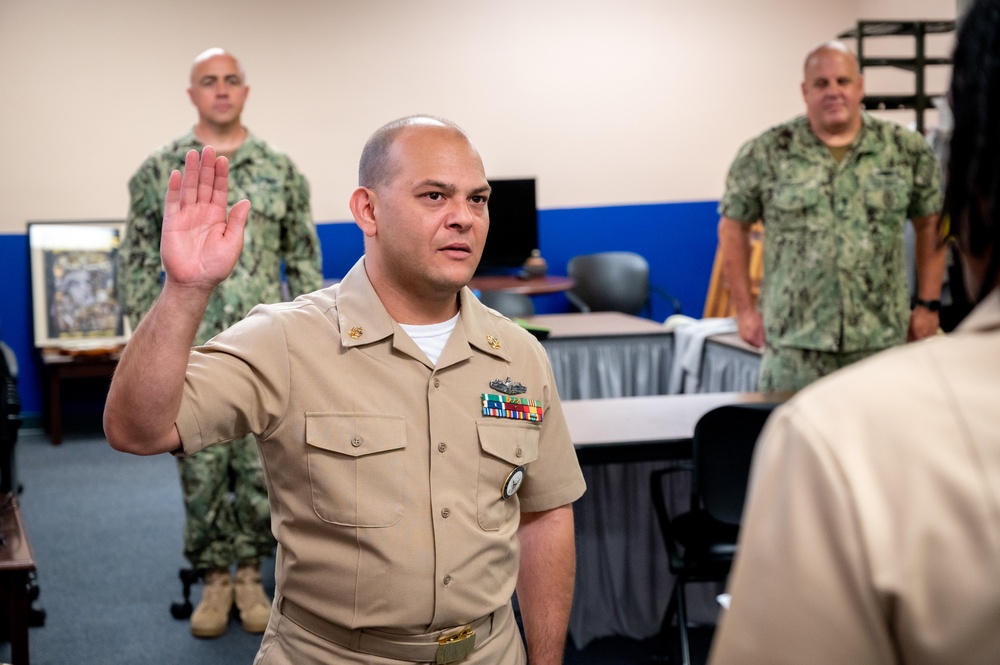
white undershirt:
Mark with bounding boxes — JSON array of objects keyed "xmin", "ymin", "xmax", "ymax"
[{"xmin": 398, "ymin": 313, "xmax": 460, "ymax": 365}]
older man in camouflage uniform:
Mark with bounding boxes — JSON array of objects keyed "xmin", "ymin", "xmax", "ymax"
[
  {"xmin": 717, "ymin": 41, "xmax": 945, "ymax": 392},
  {"xmin": 117, "ymin": 48, "xmax": 322, "ymax": 638}
]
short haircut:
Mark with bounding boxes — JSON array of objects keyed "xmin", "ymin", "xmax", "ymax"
[
  {"xmin": 190, "ymin": 47, "xmax": 246, "ymax": 84},
  {"xmin": 803, "ymin": 40, "xmax": 859, "ymax": 75},
  {"xmin": 358, "ymin": 115, "xmax": 469, "ymax": 188}
]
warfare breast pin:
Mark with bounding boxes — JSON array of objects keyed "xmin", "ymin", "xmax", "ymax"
[{"xmin": 489, "ymin": 377, "xmax": 527, "ymax": 395}]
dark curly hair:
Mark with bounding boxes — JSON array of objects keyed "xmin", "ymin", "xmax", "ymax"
[{"xmin": 945, "ymin": 0, "xmax": 1000, "ymax": 302}]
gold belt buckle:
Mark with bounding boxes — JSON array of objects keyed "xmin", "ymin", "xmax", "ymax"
[{"xmin": 436, "ymin": 627, "xmax": 476, "ymax": 664}]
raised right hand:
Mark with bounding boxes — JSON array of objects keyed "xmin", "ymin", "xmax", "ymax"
[{"xmin": 160, "ymin": 146, "xmax": 251, "ymax": 290}]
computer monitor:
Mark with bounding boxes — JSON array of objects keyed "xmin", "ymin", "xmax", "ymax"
[{"xmin": 477, "ymin": 178, "xmax": 539, "ymax": 275}]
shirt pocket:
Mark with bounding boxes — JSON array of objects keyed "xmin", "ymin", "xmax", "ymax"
[
  {"xmin": 305, "ymin": 413, "xmax": 407, "ymax": 527},
  {"xmin": 864, "ymin": 171, "xmax": 910, "ymax": 221},
  {"xmin": 769, "ymin": 180, "xmax": 821, "ymax": 231},
  {"xmin": 476, "ymin": 421, "xmax": 540, "ymax": 531},
  {"xmin": 243, "ymin": 176, "xmax": 289, "ymax": 221}
]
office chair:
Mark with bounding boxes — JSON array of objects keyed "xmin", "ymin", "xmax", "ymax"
[
  {"xmin": 649, "ymin": 402, "xmax": 779, "ymax": 665},
  {"xmin": 566, "ymin": 251, "xmax": 681, "ymax": 318},
  {"xmin": 477, "ymin": 291, "xmax": 536, "ymax": 318}
]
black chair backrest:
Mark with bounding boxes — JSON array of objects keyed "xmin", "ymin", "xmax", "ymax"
[
  {"xmin": 693, "ymin": 402, "xmax": 779, "ymax": 525},
  {"xmin": 0, "ymin": 341, "xmax": 21, "ymax": 495},
  {"xmin": 477, "ymin": 291, "xmax": 536, "ymax": 318},
  {"xmin": 567, "ymin": 251, "xmax": 650, "ymax": 315}
]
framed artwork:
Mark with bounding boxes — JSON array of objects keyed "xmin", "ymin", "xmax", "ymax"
[{"xmin": 28, "ymin": 221, "xmax": 132, "ymax": 350}]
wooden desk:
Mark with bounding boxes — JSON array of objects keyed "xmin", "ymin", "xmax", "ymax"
[
  {"xmin": 468, "ymin": 274, "xmax": 573, "ymax": 295},
  {"xmin": 1, "ymin": 495, "xmax": 37, "ymax": 665},
  {"xmin": 40, "ymin": 349, "xmax": 121, "ymax": 445},
  {"xmin": 567, "ymin": 391, "xmax": 791, "ymax": 464}
]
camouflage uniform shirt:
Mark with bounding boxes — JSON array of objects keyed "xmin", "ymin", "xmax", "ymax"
[
  {"xmin": 719, "ymin": 113, "xmax": 942, "ymax": 353},
  {"xmin": 119, "ymin": 129, "xmax": 323, "ymax": 343}
]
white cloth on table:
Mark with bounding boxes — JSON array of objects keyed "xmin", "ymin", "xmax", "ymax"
[{"xmin": 667, "ymin": 317, "xmax": 738, "ymax": 394}]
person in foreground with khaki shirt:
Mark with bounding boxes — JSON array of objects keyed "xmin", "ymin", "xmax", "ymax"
[
  {"xmin": 708, "ymin": 2, "xmax": 1000, "ymax": 662},
  {"xmin": 104, "ymin": 115, "xmax": 586, "ymax": 665}
]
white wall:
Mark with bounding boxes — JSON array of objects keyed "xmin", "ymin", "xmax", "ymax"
[{"xmin": 0, "ymin": 0, "xmax": 955, "ymax": 234}]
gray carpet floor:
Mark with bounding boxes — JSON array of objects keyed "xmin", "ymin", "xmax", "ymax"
[{"xmin": 2, "ymin": 424, "xmax": 705, "ymax": 664}]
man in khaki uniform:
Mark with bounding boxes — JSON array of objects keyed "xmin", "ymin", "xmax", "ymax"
[
  {"xmin": 104, "ymin": 116, "xmax": 586, "ymax": 665},
  {"xmin": 708, "ymin": 3, "xmax": 1000, "ymax": 662}
]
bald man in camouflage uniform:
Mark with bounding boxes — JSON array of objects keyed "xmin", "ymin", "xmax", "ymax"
[
  {"xmin": 118, "ymin": 48, "xmax": 322, "ymax": 638},
  {"xmin": 718, "ymin": 41, "xmax": 945, "ymax": 392}
]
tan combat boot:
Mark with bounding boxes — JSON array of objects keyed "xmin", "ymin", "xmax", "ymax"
[
  {"xmin": 234, "ymin": 563, "xmax": 272, "ymax": 633},
  {"xmin": 190, "ymin": 568, "xmax": 233, "ymax": 638}
]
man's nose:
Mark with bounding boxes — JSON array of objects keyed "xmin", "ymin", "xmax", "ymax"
[{"xmin": 448, "ymin": 202, "xmax": 477, "ymax": 229}]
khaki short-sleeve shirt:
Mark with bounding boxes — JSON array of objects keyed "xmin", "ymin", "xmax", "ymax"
[
  {"xmin": 175, "ymin": 258, "xmax": 586, "ymax": 634},
  {"xmin": 709, "ymin": 293, "xmax": 1000, "ymax": 665}
]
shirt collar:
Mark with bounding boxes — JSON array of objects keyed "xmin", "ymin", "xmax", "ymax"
[
  {"xmin": 333, "ymin": 258, "xmax": 512, "ymax": 364},
  {"xmin": 956, "ymin": 288, "xmax": 1000, "ymax": 334},
  {"xmin": 176, "ymin": 127, "xmax": 259, "ymax": 166},
  {"xmin": 792, "ymin": 111, "xmax": 875, "ymax": 157}
]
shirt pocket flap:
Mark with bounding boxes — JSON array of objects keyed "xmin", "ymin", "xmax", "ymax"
[
  {"xmin": 772, "ymin": 180, "xmax": 820, "ymax": 211},
  {"xmin": 477, "ymin": 421, "xmax": 540, "ymax": 466},
  {"xmin": 305, "ymin": 413, "xmax": 406, "ymax": 458},
  {"xmin": 865, "ymin": 172, "xmax": 909, "ymax": 211}
]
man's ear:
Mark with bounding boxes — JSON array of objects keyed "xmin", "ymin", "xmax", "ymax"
[{"xmin": 350, "ymin": 187, "xmax": 379, "ymax": 238}]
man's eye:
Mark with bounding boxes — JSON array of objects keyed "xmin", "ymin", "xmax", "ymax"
[
  {"xmin": 426, "ymin": 192, "xmax": 443, "ymax": 201},
  {"xmin": 471, "ymin": 195, "xmax": 488, "ymax": 204},
  {"xmin": 226, "ymin": 76, "xmax": 242, "ymax": 86}
]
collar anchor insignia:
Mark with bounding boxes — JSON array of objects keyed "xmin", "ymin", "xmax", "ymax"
[{"xmin": 490, "ymin": 377, "xmax": 527, "ymax": 395}]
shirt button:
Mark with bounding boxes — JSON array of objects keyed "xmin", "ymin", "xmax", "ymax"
[
  {"xmin": 515, "ymin": 448, "xmax": 523, "ymax": 458},
  {"xmin": 351, "ymin": 436, "xmax": 362, "ymax": 447},
  {"xmin": 443, "ymin": 575, "xmax": 452, "ymax": 585},
  {"xmin": 438, "ymin": 443, "xmax": 447, "ymax": 453},
  {"xmin": 441, "ymin": 508, "xmax": 450, "ymax": 518},
  {"xmin": 433, "ymin": 378, "xmax": 440, "ymax": 388}
]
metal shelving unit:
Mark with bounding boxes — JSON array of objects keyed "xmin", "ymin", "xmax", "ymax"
[{"xmin": 837, "ymin": 20, "xmax": 956, "ymax": 133}]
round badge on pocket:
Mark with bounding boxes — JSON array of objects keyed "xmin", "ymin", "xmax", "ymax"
[{"xmin": 502, "ymin": 466, "xmax": 526, "ymax": 500}]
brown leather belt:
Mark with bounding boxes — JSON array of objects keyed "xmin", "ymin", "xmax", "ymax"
[{"xmin": 279, "ymin": 597, "xmax": 495, "ymax": 664}]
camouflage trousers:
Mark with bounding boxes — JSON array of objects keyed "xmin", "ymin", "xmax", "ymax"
[
  {"xmin": 759, "ymin": 344, "xmax": 882, "ymax": 393},
  {"xmin": 178, "ymin": 433, "xmax": 274, "ymax": 570}
]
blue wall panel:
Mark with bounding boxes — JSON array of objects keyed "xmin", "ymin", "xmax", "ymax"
[
  {"xmin": 0, "ymin": 200, "xmax": 720, "ymax": 420},
  {"xmin": 0, "ymin": 233, "xmax": 37, "ymax": 417},
  {"xmin": 537, "ymin": 200, "xmax": 719, "ymax": 321},
  {"xmin": 316, "ymin": 222, "xmax": 364, "ymax": 279}
]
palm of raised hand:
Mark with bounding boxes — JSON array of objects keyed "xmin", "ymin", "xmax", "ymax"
[{"xmin": 160, "ymin": 147, "xmax": 251, "ymax": 290}]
